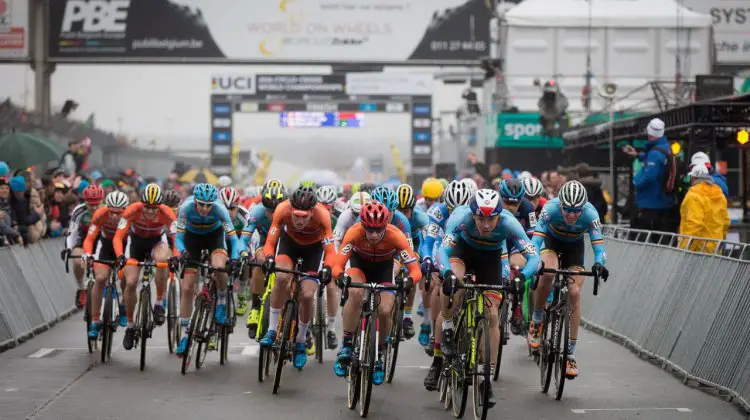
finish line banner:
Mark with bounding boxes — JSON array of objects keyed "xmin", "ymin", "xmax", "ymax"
[{"xmin": 47, "ymin": 0, "xmax": 490, "ymax": 63}]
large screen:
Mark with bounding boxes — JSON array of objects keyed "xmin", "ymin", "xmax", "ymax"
[{"xmin": 279, "ymin": 112, "xmax": 365, "ymax": 128}]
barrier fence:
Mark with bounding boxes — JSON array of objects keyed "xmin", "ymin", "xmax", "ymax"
[
  {"xmin": 0, "ymin": 238, "xmax": 78, "ymax": 351},
  {"xmin": 582, "ymin": 226, "xmax": 750, "ymax": 415}
]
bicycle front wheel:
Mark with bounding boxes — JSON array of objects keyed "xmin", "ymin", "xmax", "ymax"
[
  {"xmin": 451, "ymin": 322, "xmax": 469, "ymax": 418},
  {"xmin": 493, "ymin": 298, "xmax": 509, "ymax": 381},
  {"xmin": 359, "ymin": 314, "xmax": 375, "ymax": 418},
  {"xmin": 139, "ymin": 287, "xmax": 151, "ymax": 372},
  {"xmin": 314, "ymin": 291, "xmax": 325, "ymax": 364},
  {"xmin": 100, "ymin": 285, "xmax": 115, "ymax": 363},
  {"xmin": 472, "ymin": 318, "xmax": 491, "ymax": 420},
  {"xmin": 385, "ymin": 293, "xmax": 403, "ymax": 384},
  {"xmin": 167, "ymin": 279, "xmax": 178, "ymax": 354},
  {"xmin": 273, "ymin": 301, "xmax": 295, "ymax": 395},
  {"xmin": 220, "ymin": 293, "xmax": 235, "ymax": 365},
  {"xmin": 554, "ymin": 308, "xmax": 570, "ymax": 401},
  {"xmin": 540, "ymin": 311, "xmax": 554, "ymax": 393},
  {"xmin": 85, "ymin": 281, "xmax": 94, "ymax": 354},
  {"xmin": 195, "ymin": 298, "xmax": 214, "ymax": 370}
]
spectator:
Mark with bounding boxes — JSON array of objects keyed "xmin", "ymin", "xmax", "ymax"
[
  {"xmin": 46, "ymin": 182, "xmax": 71, "ymax": 237},
  {"xmin": 58, "ymin": 140, "xmax": 81, "ymax": 176},
  {"xmin": 678, "ymin": 165, "xmax": 729, "ymax": 253},
  {"xmin": 14, "ymin": 170, "xmax": 46, "ymax": 242},
  {"xmin": 0, "ymin": 161, "xmax": 9, "ymax": 182},
  {"xmin": 574, "ymin": 163, "xmax": 608, "ymax": 221},
  {"xmin": 0, "ymin": 179, "xmax": 22, "ymax": 245},
  {"xmin": 8, "ymin": 176, "xmax": 42, "ymax": 245},
  {"xmin": 623, "ymin": 118, "xmax": 677, "ymax": 233},
  {"xmin": 100, "ymin": 179, "xmax": 117, "ymax": 195},
  {"xmin": 467, "ymin": 152, "xmax": 502, "ymax": 186},
  {"xmin": 689, "ymin": 152, "xmax": 729, "ymax": 197}
]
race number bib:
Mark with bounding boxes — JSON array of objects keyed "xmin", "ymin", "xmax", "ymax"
[
  {"xmin": 341, "ymin": 243, "xmax": 353, "ymax": 255},
  {"xmin": 528, "ymin": 212, "xmax": 537, "ymax": 228},
  {"xmin": 427, "ymin": 224, "xmax": 440, "ymax": 237},
  {"xmin": 117, "ymin": 218, "xmax": 128, "ymax": 230},
  {"xmin": 592, "ymin": 218, "xmax": 602, "ymax": 230}
]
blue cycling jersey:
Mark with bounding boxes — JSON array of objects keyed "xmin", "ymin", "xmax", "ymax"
[
  {"xmin": 242, "ymin": 204, "xmax": 272, "ymax": 247},
  {"xmin": 437, "ymin": 205, "xmax": 541, "ymax": 280},
  {"xmin": 409, "ymin": 206, "xmax": 430, "ymax": 239},
  {"xmin": 419, "ymin": 202, "xmax": 451, "ymax": 259},
  {"xmin": 513, "ymin": 197, "xmax": 537, "ymax": 236},
  {"xmin": 531, "ymin": 198, "xmax": 607, "ymax": 265},
  {"xmin": 174, "ymin": 196, "xmax": 242, "ymax": 259},
  {"xmin": 355, "ymin": 209, "xmax": 413, "ymax": 249}
]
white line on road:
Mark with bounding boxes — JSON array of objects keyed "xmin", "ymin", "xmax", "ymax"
[
  {"xmin": 571, "ymin": 408, "xmax": 692, "ymax": 414},
  {"xmin": 27, "ymin": 348, "xmax": 56, "ymax": 358},
  {"xmin": 241, "ymin": 345, "xmax": 260, "ymax": 356}
]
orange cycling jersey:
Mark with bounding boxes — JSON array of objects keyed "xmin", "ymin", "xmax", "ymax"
[
  {"xmin": 242, "ymin": 196, "xmax": 262, "ymax": 209},
  {"xmin": 113, "ymin": 202, "xmax": 178, "ymax": 257},
  {"xmin": 83, "ymin": 207, "xmax": 122, "ymax": 254},
  {"xmin": 263, "ymin": 200, "xmax": 336, "ymax": 265},
  {"xmin": 333, "ymin": 223, "xmax": 422, "ymax": 282}
]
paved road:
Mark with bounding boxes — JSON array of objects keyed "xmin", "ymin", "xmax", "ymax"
[{"xmin": 0, "ymin": 310, "xmax": 743, "ymax": 420}]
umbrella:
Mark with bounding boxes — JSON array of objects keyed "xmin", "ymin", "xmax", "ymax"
[
  {"xmin": 179, "ymin": 168, "xmax": 219, "ymax": 184},
  {"xmin": 0, "ymin": 132, "xmax": 66, "ymax": 169}
]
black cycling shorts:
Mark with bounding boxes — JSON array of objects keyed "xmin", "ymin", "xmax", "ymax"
[
  {"xmin": 449, "ymin": 237, "xmax": 503, "ymax": 286},
  {"xmin": 127, "ymin": 235, "xmax": 164, "ymax": 261},
  {"xmin": 94, "ymin": 237, "xmax": 120, "ymax": 263},
  {"xmin": 542, "ymin": 235, "xmax": 585, "ymax": 269},
  {"xmin": 276, "ymin": 230, "xmax": 323, "ymax": 274},
  {"xmin": 349, "ymin": 253, "xmax": 394, "ymax": 285},
  {"xmin": 183, "ymin": 228, "xmax": 226, "ymax": 268}
]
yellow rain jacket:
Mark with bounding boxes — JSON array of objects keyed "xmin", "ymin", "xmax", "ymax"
[{"xmin": 678, "ymin": 181, "xmax": 729, "ymax": 253}]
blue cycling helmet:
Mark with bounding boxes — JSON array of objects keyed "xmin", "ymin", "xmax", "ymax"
[
  {"xmin": 194, "ymin": 183, "xmax": 218, "ymax": 203},
  {"xmin": 499, "ymin": 179, "xmax": 525, "ymax": 203},
  {"xmin": 371, "ymin": 186, "xmax": 399, "ymax": 211}
]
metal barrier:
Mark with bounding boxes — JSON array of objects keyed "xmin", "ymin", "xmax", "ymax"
[
  {"xmin": 582, "ymin": 226, "xmax": 750, "ymax": 415},
  {"xmin": 0, "ymin": 238, "xmax": 78, "ymax": 351}
]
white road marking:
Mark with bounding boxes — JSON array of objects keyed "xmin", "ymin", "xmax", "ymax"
[
  {"xmin": 571, "ymin": 408, "xmax": 692, "ymax": 414},
  {"xmin": 241, "ymin": 345, "xmax": 260, "ymax": 356},
  {"xmin": 6, "ymin": 388, "xmax": 18, "ymax": 392},
  {"xmin": 397, "ymin": 365, "xmax": 430, "ymax": 369},
  {"xmin": 28, "ymin": 348, "xmax": 56, "ymax": 358}
]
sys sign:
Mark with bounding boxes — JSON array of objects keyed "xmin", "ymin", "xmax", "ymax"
[
  {"xmin": 496, "ymin": 113, "xmax": 564, "ymax": 148},
  {"xmin": 211, "ymin": 75, "xmax": 256, "ymax": 95},
  {"xmin": 61, "ymin": 0, "xmax": 130, "ymax": 33}
]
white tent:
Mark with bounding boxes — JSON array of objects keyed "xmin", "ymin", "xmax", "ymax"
[{"xmin": 504, "ymin": 0, "xmax": 711, "ymax": 28}]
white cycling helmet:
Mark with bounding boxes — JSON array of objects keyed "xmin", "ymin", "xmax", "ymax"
[
  {"xmin": 217, "ymin": 175, "xmax": 233, "ymax": 188},
  {"xmin": 316, "ymin": 185, "xmax": 338, "ymax": 205},
  {"xmin": 334, "ymin": 197, "xmax": 348, "ymax": 214},
  {"xmin": 219, "ymin": 186, "xmax": 239, "ymax": 208},
  {"xmin": 558, "ymin": 180, "xmax": 588, "ymax": 209},
  {"xmin": 105, "ymin": 191, "xmax": 129, "ymax": 209},
  {"xmin": 470, "ymin": 189, "xmax": 503, "ymax": 217},
  {"xmin": 522, "ymin": 177, "xmax": 544, "ymax": 198},
  {"xmin": 461, "ymin": 178, "xmax": 478, "ymax": 197},
  {"xmin": 348, "ymin": 191, "xmax": 371, "ymax": 213},
  {"xmin": 519, "ymin": 171, "xmax": 533, "ymax": 180},
  {"xmin": 444, "ymin": 180, "xmax": 473, "ymax": 209}
]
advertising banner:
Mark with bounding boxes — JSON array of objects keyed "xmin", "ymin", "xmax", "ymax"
[
  {"xmin": 48, "ymin": 0, "xmax": 490, "ymax": 63},
  {"xmin": 681, "ymin": 0, "xmax": 750, "ymax": 65},
  {"xmin": 496, "ymin": 113, "xmax": 564, "ymax": 148},
  {"xmin": 0, "ymin": 0, "xmax": 28, "ymax": 59}
]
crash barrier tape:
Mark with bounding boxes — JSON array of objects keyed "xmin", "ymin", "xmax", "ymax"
[
  {"xmin": 582, "ymin": 226, "xmax": 750, "ymax": 416},
  {"xmin": 0, "ymin": 238, "xmax": 78, "ymax": 352}
]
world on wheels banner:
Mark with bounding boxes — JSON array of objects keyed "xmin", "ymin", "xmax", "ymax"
[
  {"xmin": 47, "ymin": 0, "xmax": 490, "ymax": 63},
  {"xmin": 0, "ymin": 0, "xmax": 28, "ymax": 59}
]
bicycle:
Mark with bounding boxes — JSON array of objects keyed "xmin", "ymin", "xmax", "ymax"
[
  {"xmin": 311, "ymin": 277, "xmax": 327, "ymax": 365},
  {"xmin": 166, "ymin": 269, "xmax": 181, "ymax": 354},
  {"xmin": 534, "ymin": 266, "xmax": 600, "ymax": 401},
  {"xmin": 64, "ymin": 253, "xmax": 96, "ymax": 354},
  {"xmin": 83, "ymin": 258, "xmax": 120, "ymax": 363},
  {"xmin": 493, "ymin": 276, "xmax": 513, "ymax": 382},
  {"xmin": 441, "ymin": 273, "xmax": 507, "ymax": 420},
  {"xmin": 339, "ymin": 274, "xmax": 410, "ymax": 418},
  {"xmin": 250, "ymin": 261, "xmax": 276, "ymax": 383},
  {"xmin": 123, "ymin": 258, "xmax": 169, "ymax": 371}
]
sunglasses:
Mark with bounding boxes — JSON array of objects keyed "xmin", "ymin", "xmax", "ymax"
[
  {"xmin": 195, "ymin": 201, "xmax": 213, "ymax": 209},
  {"xmin": 143, "ymin": 205, "xmax": 159, "ymax": 212},
  {"xmin": 561, "ymin": 206, "xmax": 583, "ymax": 214},
  {"xmin": 364, "ymin": 226, "xmax": 386, "ymax": 234}
]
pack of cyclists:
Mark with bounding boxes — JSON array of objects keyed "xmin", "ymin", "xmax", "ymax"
[{"xmin": 70, "ymin": 171, "xmax": 609, "ymax": 413}]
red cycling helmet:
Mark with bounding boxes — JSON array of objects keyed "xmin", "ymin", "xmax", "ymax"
[
  {"xmin": 360, "ymin": 201, "xmax": 390, "ymax": 229},
  {"xmin": 83, "ymin": 185, "xmax": 104, "ymax": 204}
]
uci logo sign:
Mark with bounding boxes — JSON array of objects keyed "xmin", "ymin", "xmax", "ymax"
[
  {"xmin": 211, "ymin": 75, "xmax": 257, "ymax": 95},
  {"xmin": 61, "ymin": 0, "xmax": 130, "ymax": 33},
  {"xmin": 503, "ymin": 122, "xmax": 543, "ymax": 140}
]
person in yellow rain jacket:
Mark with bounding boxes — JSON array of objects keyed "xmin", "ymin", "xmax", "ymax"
[{"xmin": 678, "ymin": 165, "xmax": 729, "ymax": 253}]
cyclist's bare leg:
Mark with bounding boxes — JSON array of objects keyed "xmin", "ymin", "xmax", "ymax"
[
  {"xmin": 179, "ymin": 270, "xmax": 198, "ymax": 334},
  {"xmin": 123, "ymin": 265, "xmax": 142, "ymax": 326},
  {"xmin": 326, "ymin": 281, "xmax": 338, "ymax": 325},
  {"xmin": 567, "ymin": 270, "xmax": 585, "ymax": 357},
  {"xmin": 341, "ymin": 268, "xmax": 366, "ymax": 337},
  {"xmin": 72, "ymin": 248, "xmax": 85, "ymax": 289},
  {"xmin": 152, "ymin": 243, "xmax": 170, "ymax": 303},
  {"xmin": 267, "ymin": 257, "xmax": 292, "ymax": 334},
  {"xmin": 430, "ymin": 273, "xmax": 440, "ymax": 328},
  {"xmin": 250, "ymin": 248, "xmax": 266, "ymax": 309},
  {"xmin": 486, "ymin": 295, "xmax": 500, "ymax": 365},
  {"xmin": 378, "ymin": 292, "xmax": 395, "ymax": 347},
  {"xmin": 90, "ymin": 265, "xmax": 111, "ymax": 322},
  {"xmin": 211, "ymin": 250, "xmax": 229, "ymax": 291},
  {"xmin": 295, "ymin": 277, "xmax": 317, "ymax": 343},
  {"xmin": 509, "ymin": 253, "xmax": 526, "ymax": 272},
  {"xmin": 440, "ymin": 260, "xmax": 466, "ymax": 324},
  {"xmin": 532, "ymin": 252, "xmax": 558, "ymax": 312}
]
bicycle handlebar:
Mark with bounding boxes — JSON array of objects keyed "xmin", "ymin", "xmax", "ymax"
[
  {"xmin": 126, "ymin": 260, "xmax": 170, "ymax": 269},
  {"xmin": 338, "ymin": 274, "xmax": 409, "ymax": 307},
  {"xmin": 537, "ymin": 267, "xmax": 601, "ymax": 296}
]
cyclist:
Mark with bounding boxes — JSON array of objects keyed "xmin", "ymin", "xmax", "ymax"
[
  {"xmin": 299, "ymin": 179, "xmax": 318, "ymax": 189},
  {"xmin": 395, "ymin": 183, "xmax": 430, "ymax": 342},
  {"xmin": 528, "ymin": 180, "xmax": 609, "ymax": 378},
  {"xmin": 333, "ymin": 191, "xmax": 371, "ymax": 250},
  {"xmin": 436, "ymin": 189, "xmax": 541, "ymax": 406},
  {"xmin": 113, "ymin": 184, "xmax": 178, "ymax": 350},
  {"xmin": 419, "ymin": 180, "xmax": 473, "ymax": 367},
  {"xmin": 217, "ymin": 175, "xmax": 233, "ymax": 188},
  {"xmin": 332, "ymin": 202, "xmax": 421, "ymax": 385},
  {"xmin": 368, "ymin": 186, "xmax": 412, "ymax": 249},
  {"xmin": 499, "ymin": 179, "xmax": 536, "ymax": 261},
  {"xmin": 259, "ymin": 186, "xmax": 334, "ymax": 369},
  {"xmin": 522, "ymin": 176, "xmax": 547, "ymax": 214},
  {"xmin": 316, "ymin": 184, "xmax": 342, "ymax": 349},
  {"xmin": 174, "ymin": 183, "xmax": 243, "ymax": 356},
  {"xmin": 163, "ymin": 189, "xmax": 182, "ymax": 214},
  {"xmin": 416, "ymin": 177, "xmax": 444, "ymax": 213},
  {"xmin": 82, "ymin": 191, "xmax": 130, "ymax": 337},
  {"xmin": 220, "ymin": 186, "xmax": 251, "ymax": 316},
  {"xmin": 64, "ymin": 185, "xmax": 105, "ymax": 308},
  {"xmin": 243, "ymin": 184, "xmax": 287, "ymax": 338},
  {"xmin": 462, "ymin": 177, "xmax": 478, "ymax": 196}
]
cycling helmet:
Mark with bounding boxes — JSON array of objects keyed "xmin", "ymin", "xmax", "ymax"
[
  {"xmin": 522, "ymin": 177, "xmax": 544, "ymax": 198},
  {"xmin": 519, "ymin": 171, "xmax": 533, "ymax": 180},
  {"xmin": 141, "ymin": 183, "xmax": 162, "ymax": 206},
  {"xmin": 438, "ymin": 178, "xmax": 449, "ymax": 189},
  {"xmin": 299, "ymin": 179, "xmax": 317, "ymax": 189},
  {"xmin": 470, "ymin": 189, "xmax": 503, "ymax": 217},
  {"xmin": 163, "ymin": 189, "xmax": 182, "ymax": 209},
  {"xmin": 443, "ymin": 180, "xmax": 472, "ymax": 209},
  {"xmin": 290, "ymin": 186, "xmax": 317, "ymax": 210},
  {"xmin": 316, "ymin": 185, "xmax": 338, "ymax": 205},
  {"xmin": 262, "ymin": 179, "xmax": 283, "ymax": 193},
  {"xmin": 351, "ymin": 182, "xmax": 362, "ymax": 194},
  {"xmin": 348, "ymin": 191, "xmax": 371, "ymax": 213},
  {"xmin": 371, "ymin": 186, "xmax": 398, "ymax": 212},
  {"xmin": 217, "ymin": 175, "xmax": 232, "ymax": 188},
  {"xmin": 360, "ymin": 201, "xmax": 390, "ymax": 229},
  {"xmin": 83, "ymin": 185, "xmax": 105, "ymax": 204},
  {"xmin": 194, "ymin": 183, "xmax": 218, "ymax": 203},
  {"xmin": 219, "ymin": 187, "xmax": 240, "ymax": 208},
  {"xmin": 499, "ymin": 179, "xmax": 525, "ymax": 203},
  {"xmin": 104, "ymin": 191, "xmax": 129, "ymax": 209},
  {"xmin": 461, "ymin": 178, "xmax": 478, "ymax": 197},
  {"xmin": 396, "ymin": 184, "xmax": 416, "ymax": 209},
  {"xmin": 421, "ymin": 178, "xmax": 444, "ymax": 200},
  {"xmin": 262, "ymin": 185, "xmax": 287, "ymax": 210},
  {"xmin": 558, "ymin": 180, "xmax": 588, "ymax": 209}
]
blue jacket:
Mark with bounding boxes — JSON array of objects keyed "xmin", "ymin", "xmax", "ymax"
[
  {"xmin": 633, "ymin": 136, "xmax": 675, "ymax": 210},
  {"xmin": 711, "ymin": 172, "xmax": 729, "ymax": 197}
]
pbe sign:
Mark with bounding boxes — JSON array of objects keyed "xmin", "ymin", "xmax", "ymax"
[
  {"xmin": 61, "ymin": 0, "xmax": 131, "ymax": 33},
  {"xmin": 503, "ymin": 122, "xmax": 543, "ymax": 140}
]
